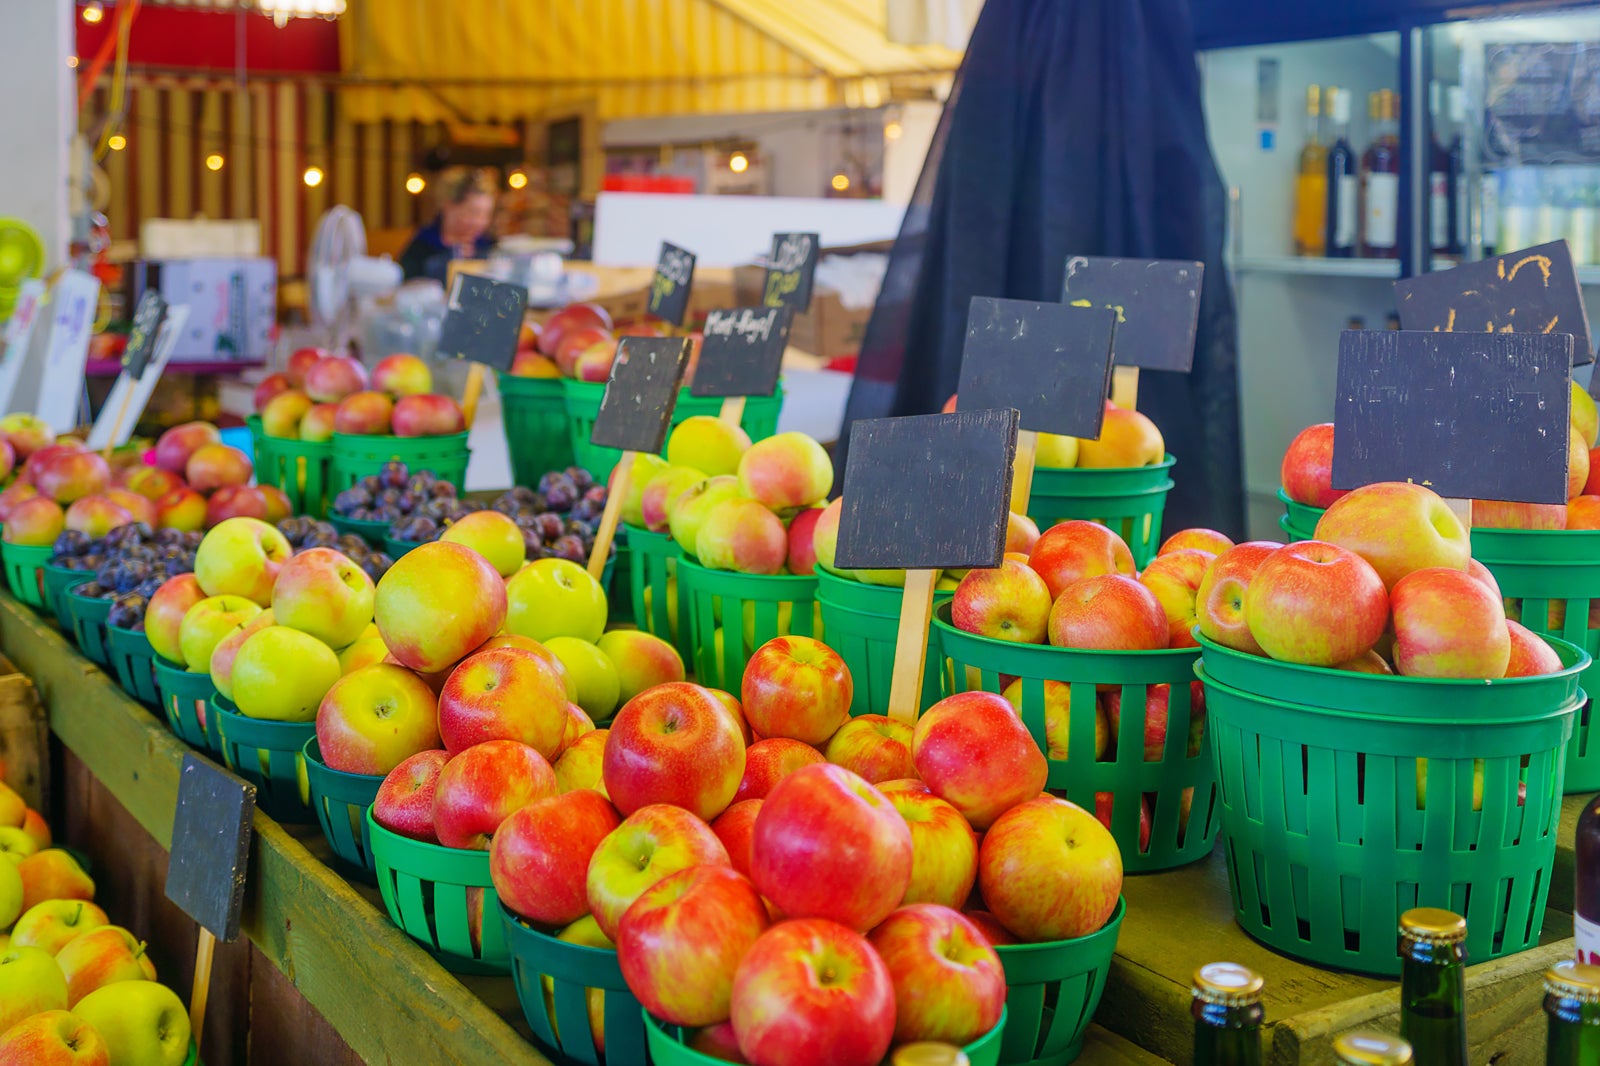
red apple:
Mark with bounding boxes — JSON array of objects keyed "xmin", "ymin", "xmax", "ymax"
[
  {"xmin": 1244, "ymin": 541, "xmax": 1388, "ymax": 666},
  {"xmin": 204, "ymin": 485, "xmax": 268, "ymax": 526},
  {"xmin": 392, "ymin": 394, "xmax": 466, "ymax": 437},
  {"xmin": 868, "ymin": 903, "xmax": 1005, "ymax": 1045},
  {"xmin": 299, "ymin": 403, "xmax": 338, "ymax": 443},
  {"xmin": 370, "ymin": 353, "xmax": 433, "ymax": 397},
  {"xmin": 962, "ymin": 910, "xmax": 1020, "ymax": 947},
  {"xmin": 509, "ymin": 350, "xmax": 559, "ymax": 378},
  {"xmin": 285, "ymin": 346, "xmax": 328, "ymax": 386},
  {"xmin": 1195, "ymin": 541, "xmax": 1285, "ymax": 654},
  {"xmin": 144, "ymin": 574, "xmax": 206, "ymax": 664},
  {"xmin": 1, "ymin": 496, "xmax": 65, "ymax": 546},
  {"xmin": 104, "ymin": 489, "xmax": 157, "ymax": 528},
  {"xmin": 1505, "ymin": 619, "xmax": 1563, "ymax": 676},
  {"xmin": 0, "ymin": 414, "xmax": 53, "ymax": 460},
  {"xmin": 489, "ymin": 789, "xmax": 620, "ymax": 927},
  {"xmin": 1158, "ymin": 528, "xmax": 1232, "ymax": 557},
  {"xmin": 1103, "ymin": 682, "xmax": 1206, "ymax": 762},
  {"xmin": 1006, "ymin": 511, "xmax": 1041, "ymax": 555},
  {"xmin": 157, "ymin": 487, "xmax": 207, "ymax": 532},
  {"xmin": 1391, "ymin": 566, "xmax": 1510, "ymax": 679},
  {"xmin": 374, "ymin": 542, "xmax": 508, "ymax": 673},
  {"xmin": 0, "ymin": 1009, "xmax": 110, "ymax": 1065},
  {"xmin": 1568, "ymin": 496, "xmax": 1600, "ymax": 529},
  {"xmin": 734, "ymin": 738, "xmax": 824, "ymax": 803},
  {"xmin": 1027, "ymin": 520, "xmax": 1135, "ymax": 600},
  {"xmin": 1313, "ymin": 481, "xmax": 1471, "ymax": 589},
  {"xmin": 585, "ymin": 803, "xmax": 728, "ymax": 940},
  {"xmin": 253, "ymin": 372, "xmax": 293, "ymax": 412},
  {"xmin": 876, "ymin": 779, "xmax": 979, "ymax": 910},
  {"xmin": 555, "ymin": 326, "xmax": 614, "ymax": 377},
  {"xmin": 304, "ymin": 354, "xmax": 369, "ymax": 402},
  {"xmin": 912, "ymin": 691, "xmax": 1047, "ymax": 829},
  {"xmin": 1138, "ymin": 548, "xmax": 1212, "ymax": 648},
  {"xmin": 951, "ymin": 558, "xmax": 1052, "ymax": 644},
  {"xmin": 185, "ymin": 443, "xmax": 253, "ymax": 492},
  {"xmin": 122, "ymin": 465, "xmax": 182, "ymax": 502},
  {"xmin": 437, "ymin": 647, "xmax": 569, "ymax": 759},
  {"xmin": 730, "ymin": 919, "xmax": 895, "ymax": 1066},
  {"xmin": 152, "ymin": 421, "xmax": 220, "ymax": 475},
  {"xmin": 0, "ymin": 481, "xmax": 36, "ymax": 524},
  {"xmin": 1466, "ymin": 558, "xmax": 1502, "ymax": 599},
  {"xmin": 750, "ymin": 763, "xmax": 912, "ymax": 931},
  {"xmin": 540, "ymin": 303, "xmax": 613, "ymax": 357},
  {"xmin": 63, "ymin": 495, "xmax": 133, "ymax": 538},
  {"xmin": 1048, "ymin": 573, "xmax": 1169, "ymax": 651},
  {"xmin": 431, "ymin": 740, "xmax": 557, "ymax": 850},
  {"xmin": 1280, "ymin": 423, "xmax": 1346, "ymax": 508},
  {"xmin": 786, "ymin": 507, "xmax": 825, "ymax": 575},
  {"xmin": 1473, "ymin": 500, "xmax": 1568, "ymax": 530},
  {"xmin": 31, "ymin": 448, "xmax": 110, "ymax": 504},
  {"xmin": 978, "ymin": 794, "xmax": 1122, "ymax": 940},
  {"xmin": 711, "ymin": 799, "xmax": 762, "ymax": 878},
  {"xmin": 823, "ymin": 715, "xmax": 914, "ymax": 784},
  {"xmin": 740, "ymin": 636, "xmax": 852, "ymax": 746},
  {"xmin": 332, "ymin": 390, "xmax": 394, "ymax": 436},
  {"xmin": 603, "ymin": 682, "xmax": 746, "ymax": 821},
  {"xmin": 315, "ymin": 663, "xmax": 441, "ymax": 776}
]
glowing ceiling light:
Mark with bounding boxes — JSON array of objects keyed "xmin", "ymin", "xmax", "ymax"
[
  {"xmin": 82, "ymin": 3, "xmax": 104, "ymax": 25},
  {"xmin": 884, "ymin": 121, "xmax": 903, "ymax": 141},
  {"xmin": 404, "ymin": 173, "xmax": 426, "ymax": 195},
  {"xmin": 205, "ymin": 154, "xmax": 225, "ymax": 172},
  {"xmin": 830, "ymin": 172, "xmax": 850, "ymax": 192},
  {"xmin": 107, "ymin": 134, "xmax": 127, "ymax": 151},
  {"xmin": 303, "ymin": 165, "xmax": 324, "ymax": 187},
  {"xmin": 728, "ymin": 152, "xmax": 749, "ymax": 174},
  {"xmin": 507, "ymin": 171, "xmax": 528, "ymax": 190}
]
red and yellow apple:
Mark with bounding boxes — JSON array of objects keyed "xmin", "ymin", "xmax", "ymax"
[
  {"xmin": 978, "ymin": 794, "xmax": 1121, "ymax": 940},
  {"xmin": 372, "ymin": 749, "xmax": 450, "ymax": 842},
  {"xmin": 1048, "ymin": 573, "xmax": 1169, "ymax": 651},
  {"xmin": 585, "ymin": 803, "xmax": 728, "ymax": 940},
  {"xmin": 375, "ymin": 542, "xmax": 508, "ymax": 673},
  {"xmin": 737, "ymin": 432, "xmax": 833, "ymax": 511},
  {"xmin": 603, "ymin": 682, "xmax": 746, "ymax": 820},
  {"xmin": 912, "ymin": 692, "xmax": 1047, "ymax": 829},
  {"xmin": 823, "ymin": 715, "xmax": 914, "ymax": 784},
  {"xmin": 392, "ymin": 393, "xmax": 466, "ymax": 437},
  {"xmin": 1313, "ymin": 481, "xmax": 1470, "ymax": 589},
  {"xmin": 431, "ymin": 739, "xmax": 557, "ymax": 850},
  {"xmin": 868, "ymin": 903, "xmax": 1005, "ymax": 1045},
  {"xmin": 1195, "ymin": 540, "xmax": 1282, "ymax": 654},
  {"xmin": 876, "ymin": 779, "xmax": 979, "ymax": 910},
  {"xmin": 1244, "ymin": 541, "xmax": 1388, "ymax": 666},
  {"xmin": 315, "ymin": 663, "xmax": 441, "ymax": 775},
  {"xmin": 437, "ymin": 646, "xmax": 569, "ymax": 758},
  {"xmin": 489, "ymin": 789, "xmax": 620, "ymax": 927},
  {"xmin": 371, "ymin": 352, "xmax": 433, "ymax": 396},
  {"xmin": 1391, "ymin": 566, "xmax": 1510, "ymax": 679},
  {"xmin": 951, "ymin": 558, "xmax": 1052, "ymax": 644},
  {"xmin": 1027, "ymin": 520, "xmax": 1135, "ymax": 600},
  {"xmin": 741, "ymin": 636, "xmax": 851, "ymax": 746}
]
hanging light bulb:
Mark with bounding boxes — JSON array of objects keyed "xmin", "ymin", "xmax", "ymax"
[
  {"xmin": 830, "ymin": 172, "xmax": 851, "ymax": 192},
  {"xmin": 205, "ymin": 154, "xmax": 225, "ymax": 172},
  {"xmin": 405, "ymin": 173, "xmax": 426, "ymax": 195},
  {"xmin": 728, "ymin": 152, "xmax": 749, "ymax": 174},
  {"xmin": 303, "ymin": 166, "xmax": 324, "ymax": 188},
  {"xmin": 884, "ymin": 121, "xmax": 903, "ymax": 141},
  {"xmin": 507, "ymin": 171, "xmax": 528, "ymax": 190},
  {"xmin": 107, "ymin": 134, "xmax": 127, "ymax": 151},
  {"xmin": 82, "ymin": 3, "xmax": 105, "ymax": 25}
]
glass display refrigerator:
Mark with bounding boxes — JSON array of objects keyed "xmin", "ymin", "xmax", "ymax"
[{"xmin": 1197, "ymin": 1, "xmax": 1600, "ymax": 537}]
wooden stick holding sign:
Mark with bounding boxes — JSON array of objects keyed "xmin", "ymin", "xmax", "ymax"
[
  {"xmin": 647, "ymin": 242, "xmax": 697, "ymax": 329},
  {"xmin": 437, "ymin": 271, "xmax": 528, "ymax": 428},
  {"xmin": 586, "ymin": 335, "xmax": 694, "ymax": 581},
  {"xmin": 1062, "ymin": 255, "xmax": 1205, "ymax": 412},
  {"xmin": 835, "ymin": 410, "xmax": 1021, "ymax": 723},
  {"xmin": 165, "ymin": 754, "xmax": 256, "ymax": 1055},
  {"xmin": 1331, "ymin": 329, "xmax": 1574, "ymax": 528},
  {"xmin": 958, "ymin": 297, "xmax": 1118, "ymax": 517},
  {"xmin": 98, "ymin": 290, "xmax": 167, "ymax": 458},
  {"xmin": 691, "ymin": 305, "xmax": 794, "ymax": 431}
]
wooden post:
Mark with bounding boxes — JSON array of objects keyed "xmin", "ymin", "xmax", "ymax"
[
  {"xmin": 588, "ymin": 456, "xmax": 631, "ymax": 582},
  {"xmin": 1010, "ymin": 430, "xmax": 1037, "ymax": 515},
  {"xmin": 717, "ymin": 395, "xmax": 747, "ymax": 429},
  {"xmin": 1111, "ymin": 365, "xmax": 1140, "ymax": 410},
  {"xmin": 460, "ymin": 364, "xmax": 486, "ymax": 429},
  {"xmin": 885, "ymin": 569, "xmax": 939, "ymax": 725},
  {"xmin": 1444, "ymin": 498, "xmax": 1473, "ymax": 529},
  {"xmin": 100, "ymin": 391, "xmax": 136, "ymax": 460},
  {"xmin": 188, "ymin": 926, "xmax": 215, "ymax": 1051}
]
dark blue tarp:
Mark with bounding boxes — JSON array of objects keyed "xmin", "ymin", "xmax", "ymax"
[{"xmin": 839, "ymin": 0, "xmax": 1244, "ymax": 538}]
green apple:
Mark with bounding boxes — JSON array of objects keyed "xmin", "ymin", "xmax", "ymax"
[
  {"xmin": 611, "ymin": 452, "xmax": 671, "ymax": 527},
  {"xmin": 668, "ymin": 476, "xmax": 743, "ymax": 556},
  {"xmin": 545, "ymin": 636, "xmax": 621, "ymax": 722},
  {"xmin": 505, "ymin": 559, "xmax": 608, "ymax": 643},
  {"xmin": 0, "ymin": 945, "xmax": 68, "ymax": 1034},
  {"xmin": 193, "ymin": 516, "xmax": 292, "ymax": 605},
  {"xmin": 231, "ymin": 626, "xmax": 342, "ymax": 721},
  {"xmin": 337, "ymin": 635, "xmax": 390, "ymax": 674},
  {"xmin": 11, "ymin": 899, "xmax": 109, "ymax": 954},
  {"xmin": 177, "ymin": 596, "xmax": 262, "ymax": 676},
  {"xmin": 73, "ymin": 979, "xmax": 192, "ymax": 1066},
  {"xmin": 440, "ymin": 510, "xmax": 526, "ymax": 577},
  {"xmin": 666, "ymin": 415, "xmax": 751, "ymax": 477},
  {"xmin": 0, "ymin": 856, "xmax": 20, "ymax": 928},
  {"xmin": 0, "ymin": 825, "xmax": 38, "ymax": 863}
]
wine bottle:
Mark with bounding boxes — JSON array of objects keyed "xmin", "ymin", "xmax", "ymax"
[
  {"xmin": 1325, "ymin": 87, "xmax": 1358, "ymax": 259},
  {"xmin": 1294, "ymin": 85, "xmax": 1328, "ymax": 256}
]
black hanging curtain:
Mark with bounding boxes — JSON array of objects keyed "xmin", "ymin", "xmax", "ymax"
[{"xmin": 841, "ymin": 0, "xmax": 1244, "ymax": 538}]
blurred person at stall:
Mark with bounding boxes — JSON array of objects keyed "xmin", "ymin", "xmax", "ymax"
[{"xmin": 399, "ymin": 167, "xmax": 497, "ymax": 284}]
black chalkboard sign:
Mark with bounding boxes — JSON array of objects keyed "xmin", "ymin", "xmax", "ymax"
[
  {"xmin": 438, "ymin": 273, "xmax": 527, "ymax": 371},
  {"xmin": 647, "ymin": 242, "xmax": 696, "ymax": 327},
  {"xmin": 123, "ymin": 290, "xmax": 167, "ymax": 381},
  {"xmin": 1395, "ymin": 240, "xmax": 1593, "ymax": 368},
  {"xmin": 590, "ymin": 336, "xmax": 693, "ymax": 454},
  {"xmin": 763, "ymin": 233, "xmax": 819, "ymax": 312},
  {"xmin": 165, "ymin": 754, "xmax": 255, "ymax": 942},
  {"xmin": 1332, "ymin": 329, "xmax": 1573, "ymax": 505},
  {"xmin": 1060, "ymin": 255, "xmax": 1204, "ymax": 372},
  {"xmin": 835, "ymin": 409, "xmax": 1019, "ymax": 571},
  {"xmin": 957, "ymin": 297, "xmax": 1117, "ymax": 438},
  {"xmin": 690, "ymin": 306, "xmax": 794, "ymax": 399}
]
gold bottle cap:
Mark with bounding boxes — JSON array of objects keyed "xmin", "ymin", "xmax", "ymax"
[
  {"xmin": 1545, "ymin": 960, "xmax": 1600, "ymax": 1004},
  {"xmin": 891, "ymin": 1044, "xmax": 971, "ymax": 1066},
  {"xmin": 1307, "ymin": 84, "xmax": 1322, "ymax": 116},
  {"xmin": 1399, "ymin": 907, "xmax": 1466, "ymax": 944},
  {"xmin": 1192, "ymin": 962, "xmax": 1265, "ymax": 1007},
  {"xmin": 1333, "ymin": 1032, "xmax": 1414, "ymax": 1066}
]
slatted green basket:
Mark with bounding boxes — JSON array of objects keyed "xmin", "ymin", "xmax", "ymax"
[
  {"xmin": 643, "ymin": 1006, "xmax": 1010, "ymax": 1066},
  {"xmin": 1026, "ymin": 457, "xmax": 1176, "ymax": 569},
  {"xmin": 992, "ymin": 900, "xmax": 1124, "ymax": 1066},
  {"xmin": 106, "ymin": 624, "xmax": 160, "ymax": 705},
  {"xmin": 815, "ymin": 569, "xmax": 953, "ymax": 717},
  {"xmin": 621, "ymin": 524, "xmax": 691, "ymax": 663},
  {"xmin": 368, "ymin": 810, "xmax": 508, "ymax": 974},
  {"xmin": 248, "ymin": 414, "xmax": 334, "ymax": 518},
  {"xmin": 2, "ymin": 542, "xmax": 54, "ymax": 609},
  {"xmin": 153, "ymin": 657, "xmax": 221, "ymax": 752},
  {"xmin": 41, "ymin": 564, "xmax": 87, "ymax": 629},
  {"xmin": 502, "ymin": 905, "xmax": 647, "ymax": 1066},
  {"xmin": 1197, "ymin": 631, "xmax": 1586, "ymax": 976},
  {"xmin": 62, "ymin": 587, "xmax": 113, "ymax": 666},
  {"xmin": 302, "ymin": 738, "xmax": 382, "ymax": 878},
  {"xmin": 330, "ymin": 431, "xmax": 470, "ymax": 494},
  {"xmin": 498, "ymin": 374, "xmax": 575, "ymax": 489},
  {"xmin": 1276, "ymin": 488, "xmax": 1322, "ymax": 543},
  {"xmin": 676, "ymin": 557, "xmax": 818, "ymax": 693},
  {"xmin": 933, "ymin": 605, "xmax": 1216, "ymax": 872},
  {"xmin": 209, "ymin": 695, "xmax": 313, "ymax": 824},
  {"xmin": 561, "ymin": 380, "xmax": 784, "ymax": 481}
]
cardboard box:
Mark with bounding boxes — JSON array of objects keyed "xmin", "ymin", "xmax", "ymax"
[{"xmin": 733, "ymin": 262, "xmax": 874, "ymax": 360}]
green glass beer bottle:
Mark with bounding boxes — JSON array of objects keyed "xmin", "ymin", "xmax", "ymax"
[
  {"xmin": 1544, "ymin": 959, "xmax": 1600, "ymax": 1065},
  {"xmin": 1398, "ymin": 908, "xmax": 1468, "ymax": 1066},
  {"xmin": 1192, "ymin": 961, "xmax": 1265, "ymax": 1066},
  {"xmin": 1332, "ymin": 1031, "xmax": 1413, "ymax": 1065}
]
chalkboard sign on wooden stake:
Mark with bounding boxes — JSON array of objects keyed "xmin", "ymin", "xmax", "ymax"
[
  {"xmin": 585, "ymin": 335, "xmax": 693, "ymax": 579},
  {"xmin": 166, "ymin": 754, "xmax": 256, "ymax": 1052},
  {"xmin": 1061, "ymin": 255, "xmax": 1205, "ymax": 381},
  {"xmin": 99, "ymin": 291, "xmax": 167, "ymax": 458},
  {"xmin": 439, "ymin": 268, "xmax": 530, "ymax": 428},
  {"xmin": 692, "ymin": 305, "xmax": 794, "ymax": 428},
  {"xmin": 836, "ymin": 409, "xmax": 1020, "ymax": 722},
  {"xmin": 647, "ymin": 242, "xmax": 697, "ymax": 327},
  {"xmin": 763, "ymin": 232, "xmax": 820, "ymax": 312}
]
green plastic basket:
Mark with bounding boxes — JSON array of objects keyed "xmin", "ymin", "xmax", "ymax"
[
  {"xmin": 933, "ymin": 605, "xmax": 1215, "ymax": 872},
  {"xmin": 62, "ymin": 588, "xmax": 113, "ymax": 665},
  {"xmin": 498, "ymin": 374, "xmax": 575, "ymax": 488},
  {"xmin": 1027, "ymin": 457, "xmax": 1176, "ymax": 568},
  {"xmin": 676, "ymin": 557, "xmax": 818, "ymax": 694},
  {"xmin": 383, "ymin": 534, "xmax": 424, "ymax": 559},
  {"xmin": 2, "ymin": 542, "xmax": 54, "ymax": 608},
  {"xmin": 1276, "ymin": 489, "xmax": 1323, "ymax": 543},
  {"xmin": 992, "ymin": 899, "xmax": 1123, "ymax": 1066},
  {"xmin": 330, "ymin": 431, "xmax": 471, "ymax": 493},
  {"xmin": 502, "ymin": 904, "xmax": 648, "ymax": 1065},
  {"xmin": 153, "ymin": 657, "xmax": 221, "ymax": 752},
  {"xmin": 561, "ymin": 379, "xmax": 784, "ymax": 480},
  {"xmin": 643, "ymin": 1006, "xmax": 1010, "ymax": 1066},
  {"xmin": 622, "ymin": 524, "xmax": 692, "ymax": 663},
  {"xmin": 1196, "ymin": 632, "xmax": 1586, "ymax": 976},
  {"xmin": 41, "ymin": 564, "xmax": 89, "ymax": 629},
  {"xmin": 302, "ymin": 738, "xmax": 382, "ymax": 878},
  {"xmin": 1472, "ymin": 526, "xmax": 1600, "ymax": 793},
  {"xmin": 609, "ymin": 540, "xmax": 634, "ymax": 626},
  {"xmin": 106, "ymin": 624, "xmax": 160, "ymax": 705},
  {"xmin": 816, "ymin": 569, "xmax": 954, "ymax": 718},
  {"xmin": 248, "ymin": 415, "xmax": 335, "ymax": 519},
  {"xmin": 368, "ymin": 809, "xmax": 509, "ymax": 974},
  {"xmin": 327, "ymin": 513, "xmax": 391, "ymax": 547},
  {"xmin": 210, "ymin": 695, "xmax": 313, "ymax": 824}
]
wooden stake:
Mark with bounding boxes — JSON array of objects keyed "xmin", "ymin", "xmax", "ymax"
[
  {"xmin": 100, "ymin": 390, "xmax": 136, "ymax": 460},
  {"xmin": 717, "ymin": 395, "xmax": 747, "ymax": 428},
  {"xmin": 1111, "ymin": 365, "xmax": 1140, "ymax": 410},
  {"xmin": 588, "ymin": 455, "xmax": 632, "ymax": 581},
  {"xmin": 1444, "ymin": 498, "xmax": 1473, "ymax": 529},
  {"xmin": 885, "ymin": 568, "xmax": 939, "ymax": 725},
  {"xmin": 461, "ymin": 364, "xmax": 486, "ymax": 429},
  {"xmin": 1010, "ymin": 430, "xmax": 1037, "ymax": 515},
  {"xmin": 188, "ymin": 927, "xmax": 215, "ymax": 1052}
]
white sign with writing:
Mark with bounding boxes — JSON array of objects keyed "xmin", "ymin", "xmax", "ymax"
[
  {"xmin": 36, "ymin": 270, "xmax": 101, "ymax": 432},
  {"xmin": 0, "ymin": 279, "xmax": 48, "ymax": 415}
]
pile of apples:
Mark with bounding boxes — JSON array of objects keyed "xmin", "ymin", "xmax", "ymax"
[
  {"xmin": 383, "ymin": 633, "xmax": 1124, "ymax": 1065},
  {"xmin": 254, "ymin": 349, "xmax": 466, "ymax": 441},
  {"xmin": 0, "ymin": 766, "xmax": 197, "ymax": 1066},
  {"xmin": 0, "ymin": 421, "xmax": 268, "ymax": 547},
  {"xmin": 942, "ymin": 395, "xmax": 1166, "ymax": 470},
  {"xmin": 507, "ymin": 302, "xmax": 703, "ymax": 385}
]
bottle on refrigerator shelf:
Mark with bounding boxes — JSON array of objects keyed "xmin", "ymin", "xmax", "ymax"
[
  {"xmin": 1294, "ymin": 85, "xmax": 1328, "ymax": 256},
  {"xmin": 1325, "ymin": 86, "xmax": 1359, "ymax": 258},
  {"xmin": 1578, "ymin": 793, "xmax": 1600, "ymax": 964},
  {"xmin": 1191, "ymin": 961, "xmax": 1264, "ymax": 1066},
  {"xmin": 1447, "ymin": 86, "xmax": 1468, "ymax": 255},
  {"xmin": 1428, "ymin": 82, "xmax": 1452, "ymax": 260},
  {"xmin": 1362, "ymin": 89, "xmax": 1401, "ymax": 258},
  {"xmin": 1543, "ymin": 960, "xmax": 1600, "ymax": 1066},
  {"xmin": 1332, "ymin": 1032, "xmax": 1413, "ymax": 1066},
  {"xmin": 1398, "ymin": 908, "xmax": 1469, "ymax": 1066}
]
